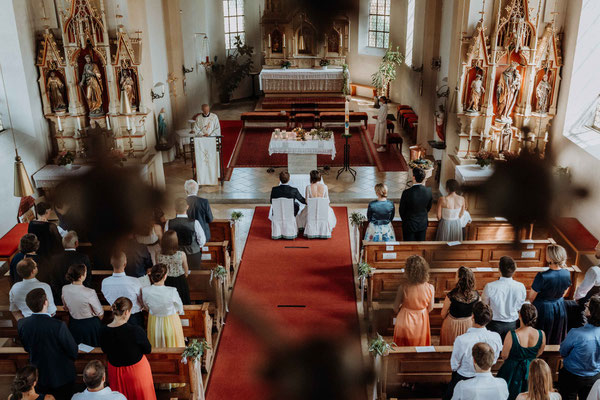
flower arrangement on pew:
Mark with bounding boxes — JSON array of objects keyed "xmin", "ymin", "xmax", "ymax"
[
  {"xmin": 368, "ymin": 333, "xmax": 395, "ymax": 356},
  {"xmin": 231, "ymin": 211, "xmax": 244, "ymax": 222},
  {"xmin": 349, "ymin": 211, "xmax": 367, "ymax": 227},
  {"xmin": 181, "ymin": 339, "xmax": 211, "ymax": 364},
  {"xmin": 358, "ymin": 262, "xmax": 374, "ymax": 279},
  {"xmin": 210, "ymin": 265, "xmax": 228, "ymax": 283}
]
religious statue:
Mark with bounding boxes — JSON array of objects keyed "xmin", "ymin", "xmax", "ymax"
[
  {"xmin": 46, "ymin": 71, "xmax": 67, "ymax": 112},
  {"xmin": 79, "ymin": 54, "xmax": 104, "ymax": 116},
  {"xmin": 120, "ymin": 68, "xmax": 137, "ymax": 110},
  {"xmin": 434, "ymin": 105, "xmax": 445, "ymax": 141},
  {"xmin": 535, "ymin": 74, "xmax": 552, "ymax": 114},
  {"xmin": 466, "ymin": 74, "xmax": 485, "ymax": 113},
  {"xmin": 157, "ymin": 108, "xmax": 167, "ymax": 145},
  {"xmin": 499, "ymin": 124, "xmax": 513, "ymax": 153},
  {"xmin": 496, "ymin": 62, "xmax": 522, "ymax": 121}
]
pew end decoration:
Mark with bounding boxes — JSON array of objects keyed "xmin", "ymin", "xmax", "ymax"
[
  {"xmin": 358, "ymin": 262, "xmax": 374, "ymax": 317},
  {"xmin": 230, "ymin": 211, "xmax": 244, "ymax": 222},
  {"xmin": 369, "ymin": 333, "xmax": 395, "ymax": 357},
  {"xmin": 181, "ymin": 339, "xmax": 211, "ymax": 364},
  {"xmin": 349, "ymin": 211, "xmax": 367, "ymax": 227},
  {"xmin": 349, "ymin": 212, "xmax": 367, "ymax": 263},
  {"xmin": 210, "ymin": 265, "xmax": 229, "ymax": 326},
  {"xmin": 358, "ymin": 262, "xmax": 374, "ymax": 279},
  {"xmin": 369, "ymin": 334, "xmax": 395, "ymax": 400}
]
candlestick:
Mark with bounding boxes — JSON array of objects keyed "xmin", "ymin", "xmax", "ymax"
[
  {"xmin": 125, "ymin": 116, "xmax": 131, "ymax": 130},
  {"xmin": 344, "ymin": 97, "xmax": 350, "ymax": 136},
  {"xmin": 283, "ymin": 34, "xmax": 286, "ymax": 48},
  {"xmin": 105, "ymin": 115, "xmax": 111, "ymax": 130},
  {"xmin": 57, "ymin": 115, "xmax": 62, "ymax": 131}
]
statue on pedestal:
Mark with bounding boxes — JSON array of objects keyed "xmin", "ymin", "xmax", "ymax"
[
  {"xmin": 157, "ymin": 108, "xmax": 167, "ymax": 145},
  {"xmin": 500, "ymin": 124, "xmax": 513, "ymax": 153},
  {"xmin": 47, "ymin": 71, "xmax": 67, "ymax": 112},
  {"xmin": 466, "ymin": 74, "xmax": 485, "ymax": 113},
  {"xmin": 80, "ymin": 54, "xmax": 104, "ymax": 116},
  {"xmin": 120, "ymin": 69, "xmax": 136, "ymax": 110},
  {"xmin": 496, "ymin": 62, "xmax": 522, "ymax": 121},
  {"xmin": 535, "ymin": 74, "xmax": 552, "ymax": 114}
]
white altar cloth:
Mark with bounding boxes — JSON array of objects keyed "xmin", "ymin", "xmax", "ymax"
[
  {"xmin": 455, "ymin": 164, "xmax": 494, "ymax": 186},
  {"xmin": 194, "ymin": 137, "xmax": 220, "ymax": 186},
  {"xmin": 259, "ymin": 68, "xmax": 345, "ymax": 93},
  {"xmin": 268, "ymin": 133, "xmax": 336, "ymax": 160},
  {"xmin": 32, "ymin": 165, "xmax": 92, "ymax": 188}
]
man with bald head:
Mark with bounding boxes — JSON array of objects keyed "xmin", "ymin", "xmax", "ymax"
[{"xmin": 193, "ymin": 103, "xmax": 221, "ymax": 136}]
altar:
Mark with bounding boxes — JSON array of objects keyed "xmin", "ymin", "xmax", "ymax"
[
  {"xmin": 259, "ymin": 68, "xmax": 346, "ymax": 94},
  {"xmin": 268, "ymin": 130, "xmax": 336, "ymax": 173},
  {"xmin": 455, "ymin": 164, "xmax": 494, "ymax": 216}
]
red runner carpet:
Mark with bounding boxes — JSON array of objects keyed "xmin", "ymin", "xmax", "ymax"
[
  {"xmin": 205, "ymin": 207, "xmax": 361, "ymax": 400},
  {"xmin": 364, "ymin": 124, "xmax": 409, "ymax": 172},
  {"xmin": 220, "ymin": 120, "xmax": 243, "ymax": 168}
]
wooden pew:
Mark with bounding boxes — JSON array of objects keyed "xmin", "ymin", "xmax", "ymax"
[
  {"xmin": 0, "ymin": 347, "xmax": 203, "ymax": 399},
  {"xmin": 319, "ymin": 111, "xmax": 369, "ymax": 128},
  {"xmin": 209, "ymin": 219, "xmax": 238, "ymax": 271},
  {"xmin": 240, "ymin": 111, "xmax": 290, "ymax": 128}
]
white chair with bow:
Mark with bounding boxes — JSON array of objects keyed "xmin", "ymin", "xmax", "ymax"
[
  {"xmin": 270, "ymin": 198, "xmax": 298, "ymax": 240},
  {"xmin": 304, "ymin": 198, "xmax": 333, "ymax": 239}
]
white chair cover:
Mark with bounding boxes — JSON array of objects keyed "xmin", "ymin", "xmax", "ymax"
[
  {"xmin": 304, "ymin": 198, "xmax": 332, "ymax": 239},
  {"xmin": 270, "ymin": 198, "xmax": 298, "ymax": 239}
]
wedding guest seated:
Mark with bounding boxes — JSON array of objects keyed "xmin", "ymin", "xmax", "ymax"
[
  {"xmin": 270, "ymin": 170, "xmax": 306, "ymax": 216},
  {"xmin": 185, "ymin": 179, "xmax": 214, "ymax": 242},
  {"xmin": 296, "ymin": 170, "xmax": 337, "ymax": 230},
  {"xmin": 529, "ymin": 244, "xmax": 572, "ymax": 344},
  {"xmin": 165, "ymin": 198, "xmax": 206, "ymax": 270},
  {"xmin": 451, "ymin": 342, "xmax": 509, "ymax": 400},
  {"xmin": 50, "ymin": 231, "xmax": 92, "ymax": 303},
  {"xmin": 157, "ymin": 230, "xmax": 191, "ymax": 304},
  {"xmin": 10, "ymin": 258, "xmax": 57, "ymax": 319},
  {"xmin": 497, "ymin": 304, "xmax": 546, "ymax": 400},
  {"xmin": 436, "ymin": 179, "xmax": 466, "ymax": 242},
  {"xmin": 101, "ymin": 252, "xmax": 145, "ymax": 328},
  {"xmin": 440, "ymin": 266, "xmax": 480, "ymax": 345},
  {"xmin": 393, "ymin": 255, "xmax": 435, "ymax": 346},
  {"xmin": 72, "ymin": 360, "xmax": 126, "ymax": 399},
  {"xmin": 61, "ymin": 264, "xmax": 104, "ymax": 347},
  {"xmin": 123, "ymin": 234, "xmax": 153, "ymax": 278},
  {"xmin": 9, "ymin": 233, "xmax": 41, "ymax": 284},
  {"xmin": 99, "ymin": 297, "xmax": 156, "ymax": 400},
  {"xmin": 515, "ymin": 359, "xmax": 561, "ymax": 400},
  {"xmin": 18, "ymin": 288, "xmax": 78, "ymax": 399},
  {"xmin": 364, "ymin": 183, "xmax": 396, "ymax": 242},
  {"xmin": 399, "ymin": 167, "xmax": 433, "ymax": 241},
  {"xmin": 28, "ymin": 202, "xmax": 62, "ymax": 259},
  {"xmin": 482, "ymin": 256, "xmax": 527, "ymax": 340},
  {"xmin": 559, "ymin": 295, "xmax": 600, "ymax": 400},
  {"xmin": 444, "ymin": 302, "xmax": 502, "ymax": 400},
  {"xmin": 9, "ymin": 365, "xmax": 55, "ymax": 400}
]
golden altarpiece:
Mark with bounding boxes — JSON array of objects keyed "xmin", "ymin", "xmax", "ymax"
[
  {"xmin": 36, "ymin": 0, "xmax": 149, "ymax": 157},
  {"xmin": 453, "ymin": 0, "xmax": 563, "ymax": 162}
]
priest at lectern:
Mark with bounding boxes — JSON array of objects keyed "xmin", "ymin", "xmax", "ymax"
[{"xmin": 193, "ymin": 104, "xmax": 221, "ymax": 136}]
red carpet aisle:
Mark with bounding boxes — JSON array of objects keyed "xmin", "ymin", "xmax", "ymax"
[
  {"xmin": 206, "ymin": 207, "xmax": 361, "ymax": 400},
  {"xmin": 365, "ymin": 124, "xmax": 409, "ymax": 172},
  {"xmin": 220, "ymin": 120, "xmax": 243, "ymax": 167}
]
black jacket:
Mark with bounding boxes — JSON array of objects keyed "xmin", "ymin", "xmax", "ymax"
[
  {"xmin": 187, "ymin": 196, "xmax": 214, "ymax": 242},
  {"xmin": 18, "ymin": 314, "xmax": 78, "ymax": 389},
  {"xmin": 270, "ymin": 184, "xmax": 306, "ymax": 216},
  {"xmin": 399, "ymin": 184, "xmax": 433, "ymax": 233},
  {"xmin": 49, "ymin": 250, "xmax": 93, "ymax": 304},
  {"xmin": 124, "ymin": 239, "xmax": 153, "ymax": 278}
]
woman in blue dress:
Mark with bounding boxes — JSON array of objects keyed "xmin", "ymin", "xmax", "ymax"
[
  {"xmin": 528, "ymin": 244, "xmax": 572, "ymax": 344},
  {"xmin": 364, "ymin": 183, "xmax": 396, "ymax": 242}
]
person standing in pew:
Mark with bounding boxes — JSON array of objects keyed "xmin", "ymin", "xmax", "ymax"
[
  {"xmin": 9, "ymin": 233, "xmax": 41, "ymax": 284},
  {"xmin": 10, "ymin": 259, "xmax": 57, "ymax": 319},
  {"xmin": 364, "ymin": 183, "xmax": 396, "ymax": 242},
  {"xmin": 28, "ymin": 202, "xmax": 63, "ymax": 260},
  {"xmin": 399, "ymin": 167, "xmax": 432, "ymax": 241},
  {"xmin": 558, "ymin": 295, "xmax": 600, "ymax": 400},
  {"xmin": 8, "ymin": 365, "xmax": 55, "ymax": 400},
  {"xmin": 165, "ymin": 198, "xmax": 206, "ymax": 270},
  {"xmin": 71, "ymin": 360, "xmax": 126, "ymax": 399},
  {"xmin": 99, "ymin": 297, "xmax": 156, "ymax": 400},
  {"xmin": 393, "ymin": 255, "xmax": 435, "ymax": 346},
  {"xmin": 157, "ymin": 230, "xmax": 191, "ymax": 304},
  {"xmin": 270, "ymin": 170, "xmax": 306, "ymax": 217},
  {"xmin": 101, "ymin": 252, "xmax": 145, "ymax": 328},
  {"xmin": 451, "ymin": 342, "xmax": 509, "ymax": 400},
  {"xmin": 185, "ymin": 179, "xmax": 214, "ymax": 242},
  {"xmin": 18, "ymin": 288, "xmax": 78, "ymax": 400},
  {"xmin": 123, "ymin": 234, "xmax": 153, "ymax": 278},
  {"xmin": 569, "ymin": 243, "xmax": 600, "ymax": 329},
  {"xmin": 482, "ymin": 256, "xmax": 527, "ymax": 341},
  {"xmin": 440, "ymin": 266, "xmax": 480, "ymax": 345},
  {"xmin": 50, "ymin": 231, "xmax": 93, "ymax": 303},
  {"xmin": 436, "ymin": 179, "xmax": 466, "ymax": 242},
  {"xmin": 444, "ymin": 302, "xmax": 502, "ymax": 400}
]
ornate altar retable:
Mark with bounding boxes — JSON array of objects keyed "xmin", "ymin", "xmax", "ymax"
[
  {"xmin": 259, "ymin": 68, "xmax": 346, "ymax": 93},
  {"xmin": 268, "ymin": 130, "xmax": 336, "ymax": 173}
]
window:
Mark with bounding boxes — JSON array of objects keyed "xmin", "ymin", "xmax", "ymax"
[
  {"xmin": 405, "ymin": 0, "xmax": 415, "ymax": 67},
  {"xmin": 368, "ymin": 0, "xmax": 390, "ymax": 48},
  {"xmin": 223, "ymin": 0, "xmax": 245, "ymax": 50}
]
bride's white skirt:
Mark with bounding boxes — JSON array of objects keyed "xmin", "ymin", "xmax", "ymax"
[{"xmin": 296, "ymin": 206, "xmax": 337, "ymax": 230}]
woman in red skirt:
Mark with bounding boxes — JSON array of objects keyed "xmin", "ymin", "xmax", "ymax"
[{"xmin": 99, "ymin": 297, "xmax": 156, "ymax": 400}]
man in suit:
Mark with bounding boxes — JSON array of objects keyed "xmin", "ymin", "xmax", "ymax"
[
  {"xmin": 399, "ymin": 167, "xmax": 432, "ymax": 241},
  {"xmin": 18, "ymin": 288, "xmax": 78, "ymax": 399},
  {"xmin": 50, "ymin": 230, "xmax": 93, "ymax": 303},
  {"xmin": 123, "ymin": 234, "xmax": 153, "ymax": 278},
  {"xmin": 165, "ymin": 198, "xmax": 206, "ymax": 270},
  {"xmin": 270, "ymin": 170, "xmax": 306, "ymax": 216},
  {"xmin": 185, "ymin": 179, "xmax": 214, "ymax": 242}
]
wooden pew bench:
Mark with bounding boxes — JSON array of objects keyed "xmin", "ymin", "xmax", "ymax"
[
  {"xmin": 319, "ymin": 111, "xmax": 369, "ymax": 128},
  {"xmin": 209, "ymin": 219, "xmax": 238, "ymax": 271},
  {"xmin": 240, "ymin": 111, "xmax": 290, "ymax": 128}
]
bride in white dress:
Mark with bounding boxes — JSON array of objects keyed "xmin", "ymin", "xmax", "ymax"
[
  {"xmin": 297, "ymin": 170, "xmax": 337, "ymax": 230},
  {"xmin": 436, "ymin": 179, "xmax": 467, "ymax": 241}
]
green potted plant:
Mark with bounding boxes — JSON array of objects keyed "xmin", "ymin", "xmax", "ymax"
[
  {"xmin": 57, "ymin": 150, "xmax": 75, "ymax": 169},
  {"xmin": 319, "ymin": 59, "xmax": 330, "ymax": 69},
  {"xmin": 281, "ymin": 60, "xmax": 292, "ymax": 69},
  {"xmin": 211, "ymin": 36, "xmax": 254, "ymax": 104},
  {"xmin": 371, "ymin": 46, "xmax": 404, "ymax": 96},
  {"xmin": 475, "ymin": 151, "xmax": 494, "ymax": 168}
]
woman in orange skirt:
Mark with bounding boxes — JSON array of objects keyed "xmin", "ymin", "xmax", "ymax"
[
  {"xmin": 99, "ymin": 297, "xmax": 157, "ymax": 400},
  {"xmin": 393, "ymin": 255, "xmax": 435, "ymax": 346},
  {"xmin": 439, "ymin": 266, "xmax": 479, "ymax": 345}
]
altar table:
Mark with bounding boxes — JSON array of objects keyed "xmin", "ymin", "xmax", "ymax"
[
  {"xmin": 259, "ymin": 68, "xmax": 346, "ymax": 93},
  {"xmin": 268, "ymin": 131, "xmax": 336, "ymax": 174},
  {"xmin": 32, "ymin": 165, "xmax": 92, "ymax": 188},
  {"xmin": 455, "ymin": 164, "xmax": 494, "ymax": 215}
]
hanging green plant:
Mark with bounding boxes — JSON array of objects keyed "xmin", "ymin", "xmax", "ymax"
[
  {"xmin": 368, "ymin": 334, "xmax": 395, "ymax": 357},
  {"xmin": 371, "ymin": 46, "xmax": 404, "ymax": 96},
  {"xmin": 358, "ymin": 262, "xmax": 374, "ymax": 278},
  {"xmin": 349, "ymin": 211, "xmax": 367, "ymax": 227},
  {"xmin": 181, "ymin": 339, "xmax": 211, "ymax": 364},
  {"xmin": 231, "ymin": 211, "xmax": 244, "ymax": 221}
]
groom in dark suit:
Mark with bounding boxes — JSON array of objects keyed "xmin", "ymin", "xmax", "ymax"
[
  {"xmin": 270, "ymin": 170, "xmax": 306, "ymax": 216},
  {"xmin": 399, "ymin": 167, "xmax": 433, "ymax": 241}
]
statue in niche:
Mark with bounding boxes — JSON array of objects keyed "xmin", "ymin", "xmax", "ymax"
[
  {"xmin": 47, "ymin": 71, "xmax": 67, "ymax": 112},
  {"xmin": 327, "ymin": 30, "xmax": 340, "ymax": 53},
  {"xmin": 271, "ymin": 30, "xmax": 283, "ymax": 53},
  {"xmin": 157, "ymin": 108, "xmax": 167, "ymax": 145},
  {"xmin": 120, "ymin": 69, "xmax": 137, "ymax": 110},
  {"xmin": 434, "ymin": 105, "xmax": 445, "ymax": 141},
  {"xmin": 496, "ymin": 62, "xmax": 522, "ymax": 121},
  {"xmin": 535, "ymin": 74, "xmax": 552, "ymax": 114},
  {"xmin": 466, "ymin": 74, "xmax": 485, "ymax": 113},
  {"xmin": 80, "ymin": 54, "xmax": 104, "ymax": 116},
  {"xmin": 499, "ymin": 123, "xmax": 513, "ymax": 153}
]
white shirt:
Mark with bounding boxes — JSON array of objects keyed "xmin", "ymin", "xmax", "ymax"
[
  {"xmin": 101, "ymin": 272, "xmax": 143, "ymax": 314},
  {"xmin": 450, "ymin": 327, "xmax": 502, "ymax": 378},
  {"xmin": 481, "ymin": 277, "xmax": 526, "ymax": 322},
  {"xmin": 142, "ymin": 285, "xmax": 184, "ymax": 317},
  {"xmin": 165, "ymin": 214, "xmax": 206, "ymax": 247},
  {"xmin": 451, "ymin": 372, "xmax": 508, "ymax": 400},
  {"xmin": 9, "ymin": 277, "xmax": 57, "ymax": 317},
  {"xmin": 72, "ymin": 387, "xmax": 127, "ymax": 400},
  {"xmin": 193, "ymin": 113, "xmax": 221, "ymax": 136},
  {"xmin": 587, "ymin": 379, "xmax": 600, "ymax": 400},
  {"xmin": 575, "ymin": 266, "xmax": 600, "ymax": 301},
  {"xmin": 376, "ymin": 102, "xmax": 388, "ymax": 126}
]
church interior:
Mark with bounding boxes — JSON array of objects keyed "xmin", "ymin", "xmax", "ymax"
[{"xmin": 1, "ymin": 0, "xmax": 600, "ymax": 399}]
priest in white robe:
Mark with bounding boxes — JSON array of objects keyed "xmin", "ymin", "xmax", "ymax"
[
  {"xmin": 373, "ymin": 96, "xmax": 389, "ymax": 152},
  {"xmin": 194, "ymin": 104, "xmax": 221, "ymax": 136}
]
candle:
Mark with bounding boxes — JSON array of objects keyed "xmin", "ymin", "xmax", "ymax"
[
  {"xmin": 268, "ymin": 33, "xmax": 271, "ymax": 48},
  {"xmin": 283, "ymin": 34, "xmax": 286, "ymax": 48},
  {"xmin": 76, "ymin": 117, "xmax": 82, "ymax": 130},
  {"xmin": 206, "ymin": 56, "xmax": 209, "ymax": 63},
  {"xmin": 126, "ymin": 116, "xmax": 131, "ymax": 130},
  {"xmin": 57, "ymin": 115, "xmax": 62, "ymax": 131},
  {"xmin": 340, "ymin": 32, "xmax": 343, "ymax": 48},
  {"xmin": 105, "ymin": 115, "xmax": 111, "ymax": 130},
  {"xmin": 544, "ymin": 131, "xmax": 548, "ymax": 141},
  {"xmin": 344, "ymin": 97, "xmax": 349, "ymax": 136}
]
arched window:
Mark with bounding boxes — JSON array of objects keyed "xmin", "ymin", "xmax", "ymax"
[
  {"xmin": 368, "ymin": 0, "xmax": 390, "ymax": 48},
  {"xmin": 223, "ymin": 0, "xmax": 245, "ymax": 50}
]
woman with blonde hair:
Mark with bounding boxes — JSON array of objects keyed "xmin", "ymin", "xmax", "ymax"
[
  {"xmin": 515, "ymin": 359, "xmax": 561, "ymax": 400},
  {"xmin": 393, "ymin": 255, "xmax": 435, "ymax": 345},
  {"xmin": 440, "ymin": 266, "xmax": 479, "ymax": 345},
  {"xmin": 364, "ymin": 183, "xmax": 396, "ymax": 242},
  {"xmin": 528, "ymin": 244, "xmax": 572, "ymax": 344}
]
